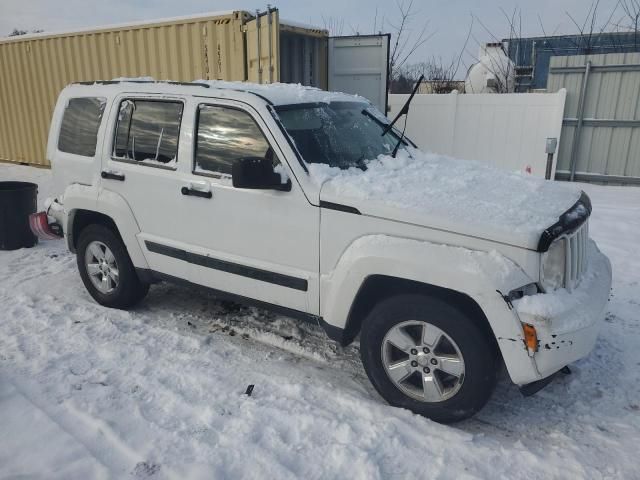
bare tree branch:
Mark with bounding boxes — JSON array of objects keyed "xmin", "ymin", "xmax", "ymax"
[
  {"xmin": 384, "ymin": 0, "xmax": 433, "ymax": 91},
  {"xmin": 321, "ymin": 16, "xmax": 344, "ymax": 36}
]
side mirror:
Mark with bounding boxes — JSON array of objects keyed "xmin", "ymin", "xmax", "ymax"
[{"xmin": 232, "ymin": 157, "xmax": 292, "ymax": 191}]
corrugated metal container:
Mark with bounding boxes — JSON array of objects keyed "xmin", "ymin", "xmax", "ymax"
[
  {"xmin": 548, "ymin": 52, "xmax": 640, "ymax": 184},
  {"xmin": 0, "ymin": 10, "xmax": 328, "ymax": 167},
  {"xmin": 279, "ymin": 22, "xmax": 328, "ymax": 89}
]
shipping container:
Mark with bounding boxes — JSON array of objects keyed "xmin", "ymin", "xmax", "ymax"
[{"xmin": 0, "ymin": 9, "xmax": 336, "ymax": 167}]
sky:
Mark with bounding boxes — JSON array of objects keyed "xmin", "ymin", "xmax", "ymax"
[{"xmin": 0, "ymin": 0, "xmax": 629, "ymax": 75}]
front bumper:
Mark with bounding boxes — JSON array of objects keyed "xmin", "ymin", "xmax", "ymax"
[{"xmin": 514, "ymin": 241, "xmax": 612, "ymax": 381}]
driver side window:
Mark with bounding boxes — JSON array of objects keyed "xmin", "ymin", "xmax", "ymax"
[{"xmin": 194, "ymin": 105, "xmax": 276, "ymax": 177}]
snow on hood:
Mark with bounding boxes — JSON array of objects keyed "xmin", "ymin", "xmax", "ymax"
[{"xmin": 311, "ymin": 148, "xmax": 583, "ymax": 249}]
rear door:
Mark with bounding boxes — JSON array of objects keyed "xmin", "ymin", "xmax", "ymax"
[
  {"xmin": 328, "ymin": 34, "xmax": 390, "ymax": 113},
  {"xmin": 100, "ymin": 93, "xmax": 192, "ymax": 280}
]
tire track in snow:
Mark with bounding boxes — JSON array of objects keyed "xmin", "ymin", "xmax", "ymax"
[{"xmin": 3, "ymin": 376, "xmax": 159, "ymax": 479}]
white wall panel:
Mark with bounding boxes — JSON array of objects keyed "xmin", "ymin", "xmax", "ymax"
[{"xmin": 388, "ymin": 90, "xmax": 567, "ymax": 178}]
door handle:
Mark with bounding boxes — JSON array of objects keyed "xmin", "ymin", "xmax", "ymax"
[
  {"xmin": 101, "ymin": 170, "xmax": 125, "ymax": 181},
  {"xmin": 181, "ymin": 186, "xmax": 212, "ymax": 199}
]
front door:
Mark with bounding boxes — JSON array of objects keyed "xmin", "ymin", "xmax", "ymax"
[{"xmin": 170, "ymin": 98, "xmax": 319, "ymax": 315}]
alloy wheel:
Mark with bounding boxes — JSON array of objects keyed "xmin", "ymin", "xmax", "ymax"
[
  {"xmin": 381, "ymin": 320, "xmax": 465, "ymax": 402},
  {"xmin": 84, "ymin": 240, "xmax": 119, "ymax": 294}
]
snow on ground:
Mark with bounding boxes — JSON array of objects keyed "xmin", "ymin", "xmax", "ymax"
[{"xmin": 1, "ymin": 162, "xmax": 639, "ymax": 479}]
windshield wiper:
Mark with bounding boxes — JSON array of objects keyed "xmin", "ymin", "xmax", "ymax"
[
  {"xmin": 362, "ymin": 109, "xmax": 408, "ymax": 146},
  {"xmin": 382, "ymin": 74, "xmax": 424, "ymax": 158}
]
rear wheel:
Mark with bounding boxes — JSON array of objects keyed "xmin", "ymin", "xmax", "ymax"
[
  {"xmin": 76, "ymin": 224, "xmax": 148, "ymax": 309},
  {"xmin": 360, "ymin": 294, "xmax": 498, "ymax": 423}
]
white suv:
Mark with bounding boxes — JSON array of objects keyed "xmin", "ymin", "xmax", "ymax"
[{"xmin": 45, "ymin": 80, "xmax": 612, "ymax": 423}]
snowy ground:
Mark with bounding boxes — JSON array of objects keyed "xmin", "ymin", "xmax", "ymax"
[{"xmin": 1, "ymin": 162, "xmax": 639, "ymax": 479}]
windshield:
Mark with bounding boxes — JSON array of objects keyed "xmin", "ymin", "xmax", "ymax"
[{"xmin": 274, "ymin": 102, "xmax": 409, "ymax": 169}]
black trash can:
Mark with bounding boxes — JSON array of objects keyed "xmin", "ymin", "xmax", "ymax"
[{"xmin": 0, "ymin": 181, "xmax": 38, "ymax": 250}]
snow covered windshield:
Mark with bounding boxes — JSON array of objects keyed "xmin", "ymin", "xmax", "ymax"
[{"xmin": 275, "ymin": 102, "xmax": 408, "ymax": 169}]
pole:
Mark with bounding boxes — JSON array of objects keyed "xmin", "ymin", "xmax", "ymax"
[
  {"xmin": 256, "ymin": 10, "xmax": 262, "ymax": 84},
  {"xmin": 545, "ymin": 137, "xmax": 558, "ymax": 181},
  {"xmin": 568, "ymin": 60, "xmax": 591, "ymax": 182},
  {"xmin": 545, "ymin": 153, "xmax": 554, "ymax": 180},
  {"xmin": 267, "ymin": 5, "xmax": 274, "ymax": 83}
]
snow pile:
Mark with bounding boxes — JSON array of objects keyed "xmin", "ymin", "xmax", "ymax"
[{"xmin": 313, "ymin": 148, "xmax": 582, "ymax": 241}]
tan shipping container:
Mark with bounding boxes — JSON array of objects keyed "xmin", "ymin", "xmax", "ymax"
[{"xmin": 0, "ymin": 9, "xmax": 328, "ymax": 167}]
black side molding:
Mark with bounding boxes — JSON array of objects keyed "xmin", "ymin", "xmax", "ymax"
[
  {"xmin": 537, "ymin": 191, "xmax": 592, "ymax": 252},
  {"xmin": 319, "ymin": 201, "xmax": 361, "ymax": 215},
  {"xmin": 145, "ymin": 241, "xmax": 308, "ymax": 291}
]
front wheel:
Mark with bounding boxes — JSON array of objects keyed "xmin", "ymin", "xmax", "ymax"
[{"xmin": 360, "ymin": 294, "xmax": 499, "ymax": 423}]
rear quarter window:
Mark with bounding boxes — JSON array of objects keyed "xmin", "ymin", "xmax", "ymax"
[{"xmin": 57, "ymin": 97, "xmax": 106, "ymax": 157}]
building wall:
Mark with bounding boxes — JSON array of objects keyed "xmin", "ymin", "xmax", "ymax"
[
  {"xmin": 388, "ymin": 90, "xmax": 566, "ymax": 178},
  {"xmin": 548, "ymin": 52, "xmax": 640, "ymax": 184}
]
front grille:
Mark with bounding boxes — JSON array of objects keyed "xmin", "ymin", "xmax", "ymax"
[{"xmin": 566, "ymin": 221, "xmax": 589, "ymax": 290}]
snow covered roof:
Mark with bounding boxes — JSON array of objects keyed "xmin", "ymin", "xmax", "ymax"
[
  {"xmin": 198, "ymin": 81, "xmax": 365, "ymax": 106},
  {"xmin": 67, "ymin": 79, "xmax": 365, "ymax": 107}
]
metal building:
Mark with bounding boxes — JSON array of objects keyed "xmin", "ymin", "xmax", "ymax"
[{"xmin": 506, "ymin": 31, "xmax": 640, "ymax": 91}]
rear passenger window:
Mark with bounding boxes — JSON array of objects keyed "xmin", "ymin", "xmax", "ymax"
[
  {"xmin": 113, "ymin": 100, "xmax": 183, "ymax": 168},
  {"xmin": 195, "ymin": 105, "xmax": 273, "ymax": 176},
  {"xmin": 58, "ymin": 97, "xmax": 106, "ymax": 157}
]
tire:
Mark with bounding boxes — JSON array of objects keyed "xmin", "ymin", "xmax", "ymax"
[
  {"xmin": 76, "ymin": 224, "xmax": 149, "ymax": 309},
  {"xmin": 360, "ymin": 294, "xmax": 499, "ymax": 423}
]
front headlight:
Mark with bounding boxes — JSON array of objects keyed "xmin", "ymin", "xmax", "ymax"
[{"xmin": 541, "ymin": 239, "xmax": 566, "ymax": 291}]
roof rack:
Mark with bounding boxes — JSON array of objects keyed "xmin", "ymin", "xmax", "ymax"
[
  {"xmin": 72, "ymin": 79, "xmax": 276, "ymax": 105},
  {"xmin": 73, "ymin": 80, "xmax": 210, "ymax": 88}
]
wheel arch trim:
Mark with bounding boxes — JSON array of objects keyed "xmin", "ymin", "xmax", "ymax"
[
  {"xmin": 64, "ymin": 188, "xmax": 148, "ymax": 269},
  {"xmin": 320, "ymin": 235, "xmax": 540, "ymax": 384}
]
